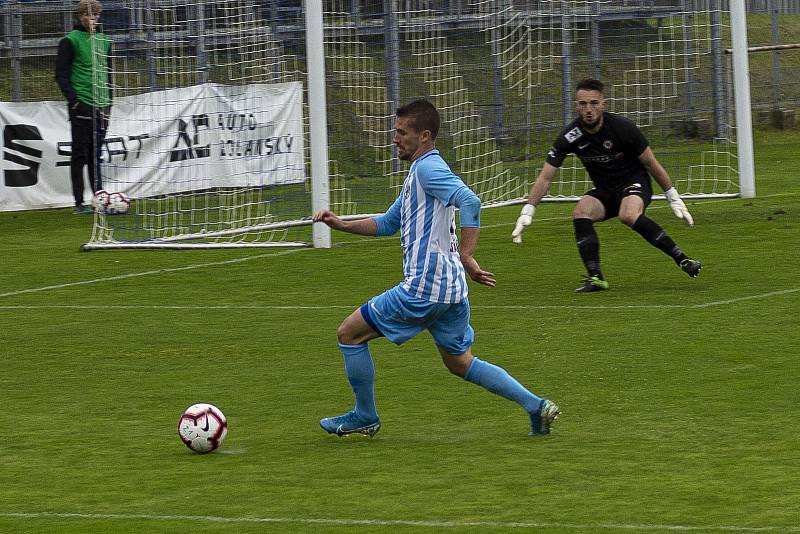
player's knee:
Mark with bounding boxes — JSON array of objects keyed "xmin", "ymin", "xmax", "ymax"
[
  {"xmin": 444, "ymin": 360, "xmax": 466, "ymax": 377},
  {"xmin": 619, "ymin": 212, "xmax": 638, "ymax": 227},
  {"xmin": 336, "ymin": 323, "xmax": 356, "ymax": 345},
  {"xmin": 572, "ymin": 206, "xmax": 589, "ymax": 219},
  {"xmin": 441, "ymin": 353, "xmax": 471, "ymax": 377}
]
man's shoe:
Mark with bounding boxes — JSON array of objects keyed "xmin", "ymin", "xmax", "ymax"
[
  {"xmin": 529, "ymin": 399, "xmax": 560, "ymax": 436},
  {"xmin": 320, "ymin": 410, "xmax": 381, "ymax": 438},
  {"xmin": 575, "ymin": 275, "xmax": 609, "ymax": 293},
  {"xmin": 680, "ymin": 258, "xmax": 702, "ymax": 278},
  {"xmin": 73, "ymin": 205, "xmax": 94, "ymax": 214}
]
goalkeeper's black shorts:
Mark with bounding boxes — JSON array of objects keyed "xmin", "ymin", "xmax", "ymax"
[{"xmin": 585, "ymin": 177, "xmax": 653, "ymax": 221}]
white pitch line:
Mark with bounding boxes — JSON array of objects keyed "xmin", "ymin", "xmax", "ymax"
[
  {"xmin": 0, "ymin": 236, "xmax": 398, "ymax": 300},
  {"xmin": 0, "ymin": 304, "xmax": 358, "ymax": 310},
  {"xmin": 692, "ymin": 287, "xmax": 800, "ymax": 308},
  {"xmin": 0, "ymin": 192, "xmax": 795, "ymax": 302},
  {"xmin": 0, "ymin": 248, "xmax": 309, "ymax": 298},
  {"xmin": 0, "ymin": 512, "xmax": 798, "ymax": 532},
  {"xmin": 0, "ymin": 287, "xmax": 797, "ymax": 312}
]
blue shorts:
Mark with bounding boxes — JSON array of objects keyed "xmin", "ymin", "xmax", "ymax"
[{"xmin": 360, "ymin": 284, "xmax": 474, "ymax": 356}]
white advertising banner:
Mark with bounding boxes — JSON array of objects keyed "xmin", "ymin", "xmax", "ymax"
[{"xmin": 0, "ymin": 82, "xmax": 305, "ymax": 212}]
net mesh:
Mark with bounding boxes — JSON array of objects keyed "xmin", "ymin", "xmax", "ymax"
[{"xmin": 0, "ymin": 0, "xmax": 744, "ymax": 248}]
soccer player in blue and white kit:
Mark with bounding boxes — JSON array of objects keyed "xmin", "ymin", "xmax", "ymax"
[{"xmin": 313, "ymin": 99, "xmax": 559, "ymax": 438}]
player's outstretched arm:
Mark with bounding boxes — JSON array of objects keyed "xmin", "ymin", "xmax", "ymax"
[
  {"xmin": 512, "ymin": 162, "xmax": 559, "ymax": 243},
  {"xmin": 312, "ymin": 209, "xmax": 378, "ymax": 235},
  {"xmin": 638, "ymin": 147, "xmax": 694, "ymax": 226}
]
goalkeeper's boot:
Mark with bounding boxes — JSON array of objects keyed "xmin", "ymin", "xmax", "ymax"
[
  {"xmin": 320, "ymin": 410, "xmax": 381, "ymax": 438},
  {"xmin": 680, "ymin": 258, "xmax": 702, "ymax": 278},
  {"xmin": 529, "ymin": 399, "xmax": 561, "ymax": 436},
  {"xmin": 575, "ymin": 275, "xmax": 609, "ymax": 293}
]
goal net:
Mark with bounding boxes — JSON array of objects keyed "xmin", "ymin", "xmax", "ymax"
[{"xmin": 81, "ymin": 0, "xmax": 741, "ymax": 249}]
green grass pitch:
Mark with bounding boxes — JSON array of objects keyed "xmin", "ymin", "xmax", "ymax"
[{"xmin": 0, "ymin": 130, "xmax": 798, "ymax": 533}]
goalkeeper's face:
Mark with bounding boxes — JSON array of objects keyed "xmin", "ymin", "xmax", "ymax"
[{"xmin": 576, "ymin": 89, "xmax": 605, "ymax": 131}]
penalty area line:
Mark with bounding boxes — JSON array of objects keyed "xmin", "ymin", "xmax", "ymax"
[
  {"xmin": 0, "ymin": 238, "xmax": 390, "ymax": 300},
  {"xmin": 692, "ymin": 287, "xmax": 800, "ymax": 308},
  {"xmin": 1, "ymin": 288, "xmax": 797, "ymax": 312},
  {"xmin": 0, "ymin": 512, "xmax": 799, "ymax": 532},
  {"xmin": 0, "ymin": 248, "xmax": 309, "ymax": 299},
  {"xmin": 0, "ymin": 304, "xmax": 358, "ymax": 310}
]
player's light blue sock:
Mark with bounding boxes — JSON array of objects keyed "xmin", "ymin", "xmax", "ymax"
[
  {"xmin": 339, "ymin": 342, "xmax": 378, "ymax": 421},
  {"xmin": 464, "ymin": 357, "xmax": 543, "ymax": 414}
]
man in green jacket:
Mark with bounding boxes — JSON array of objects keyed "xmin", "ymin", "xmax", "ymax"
[{"xmin": 55, "ymin": 0, "xmax": 112, "ymax": 214}]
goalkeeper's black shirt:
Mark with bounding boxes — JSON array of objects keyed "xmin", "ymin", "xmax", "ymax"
[{"xmin": 546, "ymin": 112, "xmax": 650, "ymax": 192}]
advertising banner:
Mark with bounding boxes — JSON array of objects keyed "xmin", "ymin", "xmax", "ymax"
[{"xmin": 0, "ymin": 82, "xmax": 305, "ymax": 212}]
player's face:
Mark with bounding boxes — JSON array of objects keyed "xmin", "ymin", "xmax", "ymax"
[
  {"xmin": 575, "ymin": 89, "xmax": 605, "ymax": 130},
  {"xmin": 393, "ymin": 116, "xmax": 430, "ymax": 162},
  {"xmin": 80, "ymin": 12, "xmax": 101, "ymax": 32}
]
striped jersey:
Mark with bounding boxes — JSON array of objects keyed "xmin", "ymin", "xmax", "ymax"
[{"xmin": 377, "ymin": 149, "xmax": 471, "ymax": 303}]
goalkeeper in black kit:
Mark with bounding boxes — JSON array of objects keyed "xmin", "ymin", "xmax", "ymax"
[{"xmin": 512, "ymin": 78, "xmax": 702, "ymax": 292}]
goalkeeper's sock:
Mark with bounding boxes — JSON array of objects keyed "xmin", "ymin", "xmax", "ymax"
[
  {"xmin": 573, "ymin": 218, "xmax": 603, "ymax": 277},
  {"xmin": 631, "ymin": 215, "xmax": 688, "ymax": 265},
  {"xmin": 464, "ymin": 357, "xmax": 543, "ymax": 414},
  {"xmin": 339, "ymin": 342, "xmax": 378, "ymax": 421}
]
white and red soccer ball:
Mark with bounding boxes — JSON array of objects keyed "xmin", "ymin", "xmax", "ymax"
[
  {"xmin": 178, "ymin": 403, "xmax": 228, "ymax": 453},
  {"xmin": 92, "ymin": 190, "xmax": 130, "ymax": 215},
  {"xmin": 92, "ymin": 189, "xmax": 110, "ymax": 210}
]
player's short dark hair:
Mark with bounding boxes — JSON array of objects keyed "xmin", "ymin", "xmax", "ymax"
[
  {"xmin": 396, "ymin": 99, "xmax": 440, "ymax": 139},
  {"xmin": 576, "ymin": 79, "xmax": 604, "ymax": 93}
]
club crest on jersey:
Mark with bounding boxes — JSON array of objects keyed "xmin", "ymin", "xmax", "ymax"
[
  {"xmin": 603, "ymin": 140, "xmax": 613, "ymax": 150},
  {"xmin": 564, "ymin": 127, "xmax": 583, "ymax": 143}
]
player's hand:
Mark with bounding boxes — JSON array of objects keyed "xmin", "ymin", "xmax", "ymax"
[
  {"xmin": 461, "ymin": 256, "xmax": 496, "ymax": 287},
  {"xmin": 511, "ymin": 204, "xmax": 535, "ymax": 243},
  {"xmin": 664, "ymin": 187, "xmax": 694, "ymax": 226},
  {"xmin": 312, "ymin": 209, "xmax": 345, "ymax": 230},
  {"xmin": 70, "ymin": 101, "xmax": 93, "ymax": 119}
]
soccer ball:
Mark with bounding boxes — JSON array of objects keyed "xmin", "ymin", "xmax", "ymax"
[
  {"xmin": 91, "ymin": 189, "xmax": 110, "ymax": 210},
  {"xmin": 104, "ymin": 192, "xmax": 130, "ymax": 215},
  {"xmin": 92, "ymin": 190, "xmax": 130, "ymax": 215},
  {"xmin": 178, "ymin": 403, "xmax": 228, "ymax": 453}
]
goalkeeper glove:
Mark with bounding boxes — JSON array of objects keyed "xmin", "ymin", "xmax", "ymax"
[
  {"xmin": 511, "ymin": 204, "xmax": 535, "ymax": 243},
  {"xmin": 664, "ymin": 187, "xmax": 694, "ymax": 226}
]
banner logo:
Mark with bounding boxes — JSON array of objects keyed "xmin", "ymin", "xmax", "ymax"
[
  {"xmin": 3, "ymin": 124, "xmax": 42, "ymax": 187},
  {"xmin": 170, "ymin": 114, "xmax": 211, "ymax": 162}
]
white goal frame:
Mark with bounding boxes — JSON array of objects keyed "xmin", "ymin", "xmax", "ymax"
[{"xmin": 80, "ymin": 0, "xmax": 755, "ymax": 251}]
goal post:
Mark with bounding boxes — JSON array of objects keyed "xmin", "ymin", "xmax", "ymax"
[
  {"xmin": 729, "ymin": 0, "xmax": 756, "ymax": 199},
  {"xmin": 77, "ymin": 0, "xmax": 751, "ymax": 250},
  {"xmin": 304, "ymin": 0, "xmax": 332, "ymax": 249}
]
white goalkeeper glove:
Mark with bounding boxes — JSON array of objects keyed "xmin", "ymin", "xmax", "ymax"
[
  {"xmin": 664, "ymin": 187, "xmax": 694, "ymax": 226},
  {"xmin": 511, "ymin": 204, "xmax": 535, "ymax": 244}
]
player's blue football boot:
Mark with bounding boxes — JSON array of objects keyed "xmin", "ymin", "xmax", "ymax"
[
  {"xmin": 320, "ymin": 410, "xmax": 381, "ymax": 438},
  {"xmin": 529, "ymin": 399, "xmax": 560, "ymax": 436}
]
